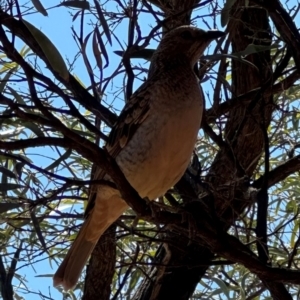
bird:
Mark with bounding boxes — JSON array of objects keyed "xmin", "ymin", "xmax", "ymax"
[{"xmin": 53, "ymin": 25, "xmax": 224, "ymax": 290}]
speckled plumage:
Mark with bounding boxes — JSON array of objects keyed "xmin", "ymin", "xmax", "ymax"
[{"xmin": 53, "ymin": 26, "xmax": 224, "ymax": 290}]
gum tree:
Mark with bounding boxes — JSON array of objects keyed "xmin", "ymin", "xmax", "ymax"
[{"xmin": 0, "ymin": 0, "xmax": 300, "ymax": 299}]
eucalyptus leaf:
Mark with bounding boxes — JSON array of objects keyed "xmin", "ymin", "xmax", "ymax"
[
  {"xmin": 0, "ymin": 166, "xmax": 17, "ymax": 179},
  {"xmin": 31, "ymin": 0, "xmax": 48, "ymax": 16},
  {"xmin": 0, "ymin": 67, "xmax": 17, "ymax": 93},
  {"xmin": 95, "ymin": 27, "xmax": 109, "ymax": 68},
  {"xmin": 45, "ymin": 148, "xmax": 72, "ymax": 171},
  {"xmin": 0, "ymin": 127, "xmax": 24, "ymax": 138},
  {"xmin": 7, "ymin": 86, "xmax": 30, "ymax": 111},
  {"xmin": 35, "ymin": 274, "xmax": 55, "ymax": 278},
  {"xmin": 30, "ymin": 209, "xmax": 47, "ymax": 252},
  {"xmin": 114, "ymin": 49, "xmax": 155, "ymax": 61},
  {"xmin": 94, "ymin": 0, "xmax": 112, "ymax": 45},
  {"xmin": 210, "ymin": 277, "xmax": 231, "ymax": 299},
  {"xmin": 221, "ymin": 0, "xmax": 238, "ymax": 27},
  {"xmin": 23, "ymin": 19, "xmax": 69, "ymax": 81},
  {"xmin": 59, "ymin": 0, "xmax": 90, "ymax": 10},
  {"xmin": 21, "ymin": 122, "xmax": 45, "ymax": 137},
  {"xmin": 92, "ymin": 30, "xmax": 102, "ymax": 69},
  {"xmin": 238, "ymin": 43, "xmax": 280, "ymax": 57}
]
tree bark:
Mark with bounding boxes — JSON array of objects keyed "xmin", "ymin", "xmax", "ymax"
[
  {"xmin": 134, "ymin": 1, "xmax": 286, "ymax": 299},
  {"xmin": 83, "ymin": 225, "xmax": 116, "ymax": 300}
]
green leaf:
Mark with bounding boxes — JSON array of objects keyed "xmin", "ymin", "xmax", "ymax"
[
  {"xmin": 45, "ymin": 148, "xmax": 72, "ymax": 171},
  {"xmin": 95, "ymin": 26, "xmax": 109, "ymax": 68},
  {"xmin": 35, "ymin": 274, "xmax": 55, "ymax": 278},
  {"xmin": 19, "ymin": 45, "xmax": 32, "ymax": 57},
  {"xmin": 7, "ymin": 86, "xmax": 29, "ymax": 111},
  {"xmin": 21, "ymin": 121, "xmax": 45, "ymax": 137},
  {"xmin": 210, "ymin": 278, "xmax": 231, "ymax": 299},
  {"xmin": 31, "ymin": 0, "xmax": 48, "ymax": 16},
  {"xmin": 82, "ymin": 31, "xmax": 94, "ymax": 75},
  {"xmin": 1, "ymin": 161, "xmax": 8, "ymax": 189},
  {"xmin": 127, "ymin": 269, "xmax": 141, "ymax": 294},
  {"xmin": 204, "ymin": 53, "xmax": 258, "ymax": 69},
  {"xmin": 14, "ymin": 162, "xmax": 25, "ymax": 179},
  {"xmin": 221, "ymin": 0, "xmax": 238, "ymax": 27},
  {"xmin": 14, "ymin": 292, "xmax": 25, "ymax": 300},
  {"xmin": 59, "ymin": 0, "xmax": 90, "ymax": 10},
  {"xmin": 0, "ymin": 166, "xmax": 17, "ymax": 179},
  {"xmin": 30, "ymin": 209, "xmax": 47, "ymax": 252},
  {"xmin": 94, "ymin": 0, "xmax": 112, "ymax": 45},
  {"xmin": 238, "ymin": 43, "xmax": 279, "ymax": 57},
  {"xmin": 0, "ymin": 67, "xmax": 17, "ymax": 93},
  {"xmin": 114, "ymin": 49, "xmax": 155, "ymax": 61},
  {"xmin": 92, "ymin": 30, "xmax": 102, "ymax": 69},
  {"xmin": 3, "ymin": 154, "xmax": 33, "ymax": 164},
  {"xmin": 0, "ymin": 127, "xmax": 24, "ymax": 138},
  {"xmin": 23, "ymin": 19, "xmax": 69, "ymax": 81},
  {"xmin": 0, "ymin": 62, "xmax": 18, "ymax": 74}
]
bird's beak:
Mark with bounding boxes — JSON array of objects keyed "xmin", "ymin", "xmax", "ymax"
[{"xmin": 205, "ymin": 30, "xmax": 226, "ymax": 40}]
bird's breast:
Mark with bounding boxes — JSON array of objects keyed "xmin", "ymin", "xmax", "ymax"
[{"xmin": 116, "ymin": 91, "xmax": 203, "ymax": 200}]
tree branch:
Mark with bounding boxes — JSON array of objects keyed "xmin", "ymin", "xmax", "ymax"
[
  {"xmin": 253, "ymin": 154, "xmax": 300, "ymax": 189},
  {"xmin": 205, "ymin": 70, "xmax": 299, "ymax": 124},
  {"xmin": 255, "ymin": 0, "xmax": 300, "ymax": 73},
  {"xmin": 0, "ymin": 137, "xmax": 68, "ymax": 150},
  {"xmin": 0, "ymin": 8, "xmax": 117, "ymax": 127}
]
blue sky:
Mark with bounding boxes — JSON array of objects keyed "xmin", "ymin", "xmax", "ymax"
[{"xmin": 5, "ymin": 0, "xmax": 300, "ymax": 299}]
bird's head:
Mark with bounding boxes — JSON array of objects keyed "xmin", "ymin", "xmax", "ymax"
[{"xmin": 151, "ymin": 26, "xmax": 225, "ymax": 72}]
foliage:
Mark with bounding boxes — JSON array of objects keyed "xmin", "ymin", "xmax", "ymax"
[{"xmin": 0, "ymin": 0, "xmax": 299, "ymax": 299}]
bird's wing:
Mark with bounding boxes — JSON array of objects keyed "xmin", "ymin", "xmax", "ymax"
[
  {"xmin": 106, "ymin": 86, "xmax": 151, "ymax": 158},
  {"xmin": 84, "ymin": 84, "xmax": 152, "ymax": 218}
]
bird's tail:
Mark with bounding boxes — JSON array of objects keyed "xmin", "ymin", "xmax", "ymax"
[
  {"xmin": 53, "ymin": 192, "xmax": 128, "ymax": 290},
  {"xmin": 53, "ymin": 216, "xmax": 98, "ymax": 290}
]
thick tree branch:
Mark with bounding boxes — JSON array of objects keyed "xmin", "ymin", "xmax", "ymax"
[
  {"xmin": 0, "ymin": 137, "xmax": 68, "ymax": 150},
  {"xmin": 255, "ymin": 0, "xmax": 300, "ymax": 73},
  {"xmin": 0, "ymin": 254, "xmax": 13, "ymax": 300},
  {"xmin": 2, "ymin": 94, "xmax": 294, "ymax": 290},
  {"xmin": 205, "ymin": 70, "xmax": 299, "ymax": 124},
  {"xmin": 0, "ymin": 92, "xmax": 107, "ymax": 142},
  {"xmin": 108, "ymin": 190, "xmax": 300, "ymax": 285},
  {"xmin": 262, "ymin": 281, "xmax": 293, "ymax": 300},
  {"xmin": 253, "ymin": 154, "xmax": 300, "ymax": 189}
]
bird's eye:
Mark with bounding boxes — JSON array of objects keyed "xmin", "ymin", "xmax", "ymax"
[{"xmin": 180, "ymin": 30, "xmax": 193, "ymax": 40}]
